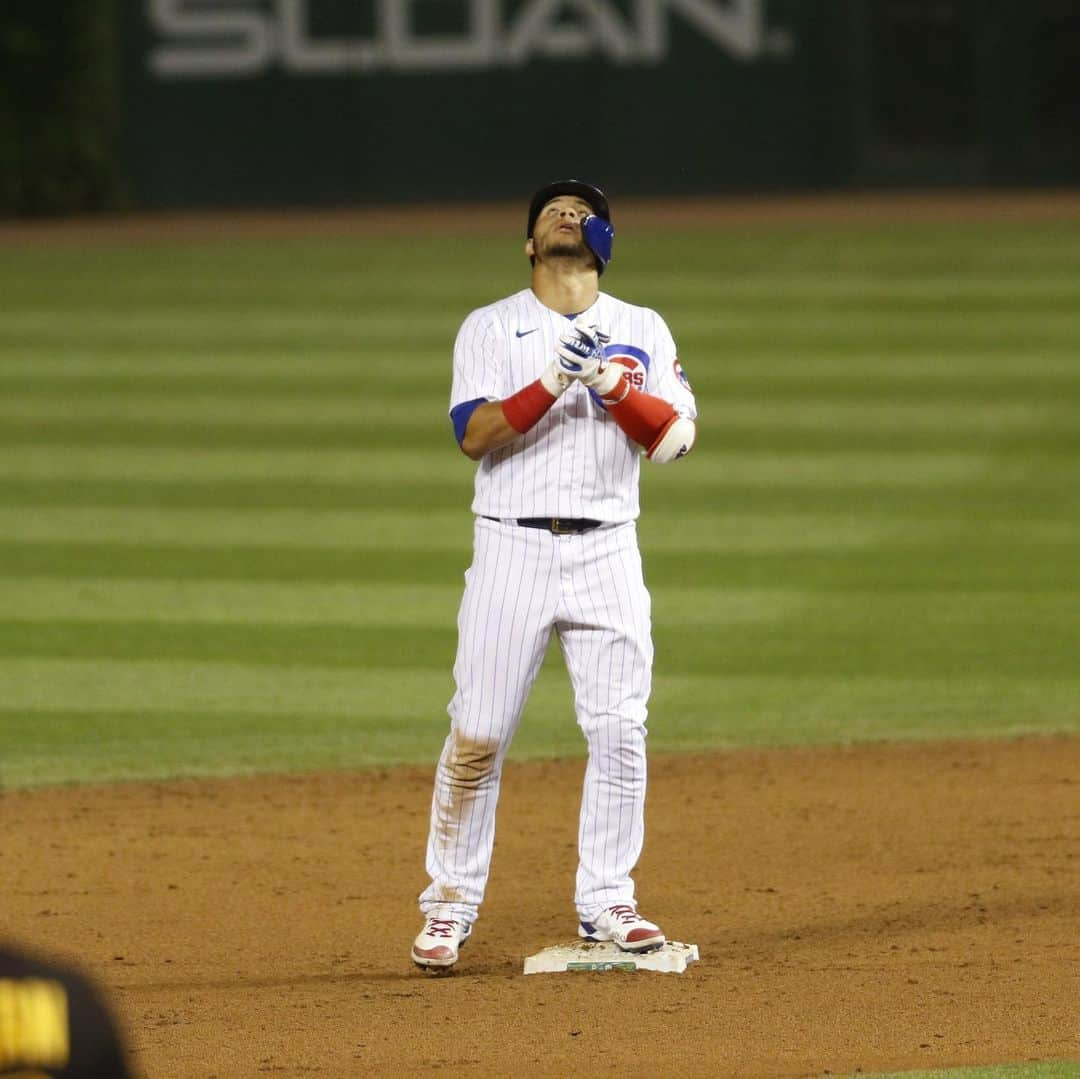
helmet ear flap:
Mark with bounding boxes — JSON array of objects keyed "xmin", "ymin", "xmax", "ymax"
[{"xmin": 582, "ymin": 214, "xmax": 614, "ymax": 274}]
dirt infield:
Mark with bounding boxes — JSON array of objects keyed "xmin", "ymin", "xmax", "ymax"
[{"xmin": 5, "ymin": 737, "xmax": 1078, "ymax": 1078}]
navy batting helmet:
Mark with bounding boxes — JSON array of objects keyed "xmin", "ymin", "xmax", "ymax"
[{"xmin": 527, "ymin": 179, "xmax": 614, "ymax": 273}]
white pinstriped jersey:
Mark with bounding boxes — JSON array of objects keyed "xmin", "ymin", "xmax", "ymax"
[{"xmin": 450, "ymin": 288, "xmax": 697, "ymax": 522}]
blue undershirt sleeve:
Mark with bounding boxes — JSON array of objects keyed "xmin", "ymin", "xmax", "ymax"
[{"xmin": 450, "ymin": 397, "xmax": 488, "ymax": 447}]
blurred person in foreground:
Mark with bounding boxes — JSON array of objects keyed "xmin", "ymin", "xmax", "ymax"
[{"xmin": 0, "ymin": 939, "xmax": 132, "ymax": 1078}]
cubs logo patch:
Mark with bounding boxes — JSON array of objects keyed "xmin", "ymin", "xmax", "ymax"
[
  {"xmin": 603, "ymin": 343, "xmax": 650, "ymax": 388},
  {"xmin": 590, "ymin": 344, "xmax": 651, "ymax": 410},
  {"xmin": 673, "ymin": 358, "xmax": 692, "ymax": 390}
]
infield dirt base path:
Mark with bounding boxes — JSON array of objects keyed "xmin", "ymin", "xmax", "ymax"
[{"xmin": 4, "ymin": 737, "xmax": 1079, "ymax": 1078}]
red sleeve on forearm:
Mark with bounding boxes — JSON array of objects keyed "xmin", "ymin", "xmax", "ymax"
[
  {"xmin": 501, "ymin": 378, "xmax": 557, "ymax": 434},
  {"xmin": 604, "ymin": 381, "xmax": 679, "ymax": 449}
]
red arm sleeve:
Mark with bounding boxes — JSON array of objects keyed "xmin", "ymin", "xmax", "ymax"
[
  {"xmin": 598, "ymin": 372, "xmax": 680, "ymax": 454},
  {"xmin": 501, "ymin": 378, "xmax": 558, "ymax": 434}
]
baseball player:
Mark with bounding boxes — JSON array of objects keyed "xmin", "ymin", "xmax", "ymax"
[
  {"xmin": 412, "ymin": 180, "xmax": 697, "ymax": 970},
  {"xmin": 0, "ymin": 940, "xmax": 132, "ymax": 1077}
]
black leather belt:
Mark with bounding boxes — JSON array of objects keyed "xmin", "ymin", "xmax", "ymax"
[{"xmin": 482, "ymin": 516, "xmax": 603, "ymax": 535}]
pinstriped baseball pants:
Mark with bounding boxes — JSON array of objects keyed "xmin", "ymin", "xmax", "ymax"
[{"xmin": 420, "ymin": 516, "xmax": 654, "ymax": 924}]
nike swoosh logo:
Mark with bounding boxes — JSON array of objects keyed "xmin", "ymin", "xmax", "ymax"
[{"xmin": 515, "ymin": 328, "xmax": 539, "ymax": 338}]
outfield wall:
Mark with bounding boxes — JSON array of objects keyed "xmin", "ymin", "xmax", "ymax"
[
  {"xmin": 9, "ymin": 0, "xmax": 1080, "ymax": 214},
  {"xmin": 121, "ymin": 0, "xmax": 1080, "ymax": 208}
]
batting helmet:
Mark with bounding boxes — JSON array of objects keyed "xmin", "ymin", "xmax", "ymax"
[{"xmin": 527, "ymin": 179, "xmax": 614, "ymax": 273}]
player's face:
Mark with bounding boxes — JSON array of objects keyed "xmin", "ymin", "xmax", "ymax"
[{"xmin": 528, "ymin": 196, "xmax": 593, "ymax": 264}]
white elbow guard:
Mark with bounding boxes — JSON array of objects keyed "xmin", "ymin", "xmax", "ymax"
[{"xmin": 647, "ymin": 415, "xmax": 696, "ymax": 463}]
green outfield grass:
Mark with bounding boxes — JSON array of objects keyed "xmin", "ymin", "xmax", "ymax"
[
  {"xmin": 860, "ymin": 1062, "xmax": 1080, "ymax": 1079},
  {"xmin": 1, "ymin": 214, "xmax": 1078, "ymax": 789}
]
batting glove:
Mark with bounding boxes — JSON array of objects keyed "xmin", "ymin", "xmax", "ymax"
[
  {"xmin": 555, "ymin": 317, "xmax": 610, "ymax": 383},
  {"xmin": 538, "ymin": 362, "xmax": 572, "ymax": 398}
]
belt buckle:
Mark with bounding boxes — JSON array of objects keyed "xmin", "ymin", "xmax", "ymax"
[{"xmin": 550, "ymin": 518, "xmax": 572, "ymax": 535}]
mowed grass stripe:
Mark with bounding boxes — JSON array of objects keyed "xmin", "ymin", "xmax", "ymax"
[
  {"xmin": 0, "ymin": 444, "xmax": 476, "ymax": 484},
  {"xmin": 0, "ymin": 507, "xmax": 474, "ymax": 549},
  {"xmin": 0, "ymin": 477, "xmax": 472, "ymax": 510},
  {"xmin": 651, "ymin": 290, "xmax": 1080, "ymax": 317},
  {"xmin": 3, "ymin": 352, "xmax": 1078, "ymax": 388},
  {"xmin": 0, "ymin": 658, "xmax": 464, "ymax": 718},
  {"xmin": 2, "ymin": 476, "xmax": 1072, "ymax": 516},
  {"xmin": 0, "ymin": 425, "xmax": 450, "ymax": 452},
  {"xmin": 0, "ymin": 395, "xmax": 1062, "ymax": 441},
  {"xmin": 0, "ymin": 308, "xmax": 460, "ymax": 340},
  {"xmin": 670, "ymin": 275, "xmax": 1080, "ymax": 302},
  {"xmin": 5, "ymin": 284, "xmax": 1075, "ymax": 319},
  {"xmin": 689, "ymin": 320, "xmax": 1080, "ymax": 352},
  {"xmin": 3, "ymin": 578, "xmax": 464, "ymax": 625},
  {"xmin": 5, "ymin": 505, "xmax": 1076, "ymax": 551},
  {"xmin": 6, "ymin": 411, "xmax": 1073, "ymax": 454},
  {"xmin": 0, "ymin": 244, "xmax": 514, "ymax": 309},
  {"xmin": 4, "ymin": 594, "xmax": 1077, "ymax": 676},
  {"xmin": 0, "ymin": 351, "xmax": 448, "ymax": 388},
  {"xmin": 0, "ymin": 708, "xmax": 455, "ymax": 788},
  {"xmin": 2, "ymin": 662, "xmax": 1076, "ymax": 727},
  {"xmin": 1, "ymin": 621, "xmax": 458, "ymax": 670},
  {"xmin": 0, "ymin": 542, "xmax": 466, "ymax": 584},
  {"xmin": 0, "ymin": 393, "xmax": 450, "ymax": 427},
  {"xmin": 2, "ymin": 540, "xmax": 1076, "ymax": 589},
  {"xmin": 8, "ymin": 267, "xmax": 1078, "ymax": 304},
  {"xmin": 623, "ymin": 219, "xmax": 1080, "ymax": 270},
  {"xmin": 0, "ymin": 507, "xmax": 886, "ymax": 551},
  {"xmin": 5, "ymin": 413, "xmax": 1074, "ymax": 454},
  {"xmin": 1, "ymin": 661, "xmax": 1075, "ymax": 788},
  {"xmin": 1, "ymin": 579, "xmax": 806, "ymax": 628},
  {"xmin": 0, "ymin": 444, "xmax": 989, "ymax": 485},
  {"xmin": 0, "ymin": 327, "xmax": 453, "ymax": 362},
  {"xmin": 858, "ymin": 1061, "xmax": 1080, "ymax": 1079},
  {"xmin": 6, "ymin": 423, "xmax": 1073, "ymax": 454},
  {"xmin": 6, "ymin": 311, "xmax": 1078, "ymax": 358}
]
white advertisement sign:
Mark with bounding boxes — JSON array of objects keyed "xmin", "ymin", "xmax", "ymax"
[{"xmin": 148, "ymin": 0, "xmax": 792, "ymax": 78}]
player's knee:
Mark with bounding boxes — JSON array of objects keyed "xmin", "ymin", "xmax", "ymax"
[
  {"xmin": 580, "ymin": 711, "xmax": 647, "ymax": 756},
  {"xmin": 445, "ymin": 731, "xmax": 502, "ymax": 791}
]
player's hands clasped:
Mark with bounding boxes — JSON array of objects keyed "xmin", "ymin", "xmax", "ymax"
[{"xmin": 555, "ymin": 317, "xmax": 610, "ymax": 383}]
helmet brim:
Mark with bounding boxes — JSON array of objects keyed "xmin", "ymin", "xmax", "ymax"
[{"xmin": 526, "ymin": 180, "xmax": 610, "ymax": 238}]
